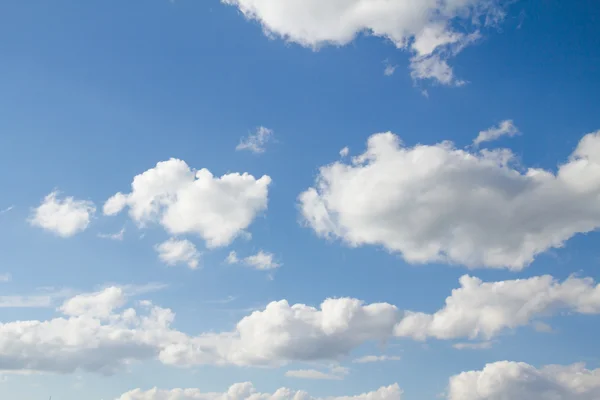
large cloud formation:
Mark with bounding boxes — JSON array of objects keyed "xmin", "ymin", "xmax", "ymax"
[
  {"xmin": 447, "ymin": 361, "xmax": 600, "ymax": 400},
  {"xmin": 1, "ymin": 274, "xmax": 599, "ymax": 374},
  {"xmin": 117, "ymin": 382, "xmax": 402, "ymax": 400},
  {"xmin": 104, "ymin": 159, "xmax": 271, "ymax": 248},
  {"xmin": 221, "ymin": 0, "xmax": 509, "ymax": 85},
  {"xmin": 299, "ymin": 131, "xmax": 600, "ymax": 270}
]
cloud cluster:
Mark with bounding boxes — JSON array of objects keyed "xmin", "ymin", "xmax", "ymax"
[
  {"xmin": 2, "ymin": 273, "xmax": 599, "ymax": 375},
  {"xmin": 447, "ymin": 362, "xmax": 600, "ymax": 400},
  {"xmin": 222, "ymin": 0, "xmax": 507, "ymax": 85},
  {"xmin": 29, "ymin": 191, "xmax": 96, "ymax": 237},
  {"xmin": 104, "ymin": 159, "xmax": 271, "ymax": 248},
  {"xmin": 117, "ymin": 382, "xmax": 402, "ymax": 400},
  {"xmin": 300, "ymin": 131, "xmax": 600, "ymax": 270}
]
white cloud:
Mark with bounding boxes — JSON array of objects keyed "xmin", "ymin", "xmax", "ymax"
[
  {"xmin": 104, "ymin": 159, "xmax": 271, "ymax": 248},
  {"xmin": 59, "ymin": 287, "xmax": 126, "ymax": 319},
  {"xmin": 156, "ymin": 238, "xmax": 201, "ymax": 269},
  {"xmin": 383, "ymin": 63, "xmax": 397, "ymax": 77},
  {"xmin": 394, "ymin": 274, "xmax": 600, "ymax": 341},
  {"xmin": 98, "ymin": 228, "xmax": 125, "ymax": 241},
  {"xmin": 285, "ymin": 366, "xmax": 348, "ymax": 380},
  {"xmin": 117, "ymin": 382, "xmax": 403, "ymax": 400},
  {"xmin": 473, "ymin": 120, "xmax": 520, "ymax": 146},
  {"xmin": 339, "ymin": 147, "xmax": 350, "ymax": 157},
  {"xmin": 0, "ymin": 274, "xmax": 11, "ymax": 283},
  {"xmin": 226, "ymin": 250, "xmax": 281, "ymax": 270},
  {"xmin": 447, "ymin": 362, "xmax": 600, "ymax": 400},
  {"xmin": 3, "ymin": 274, "xmax": 600, "ymax": 375},
  {"xmin": 158, "ymin": 297, "xmax": 399, "ymax": 367},
  {"xmin": 244, "ymin": 251, "xmax": 281, "ymax": 270},
  {"xmin": 299, "ymin": 130, "xmax": 600, "ymax": 270},
  {"xmin": 352, "ymin": 355, "xmax": 401, "ymax": 363},
  {"xmin": 221, "ymin": 0, "xmax": 506, "ymax": 85},
  {"xmin": 29, "ymin": 191, "xmax": 96, "ymax": 237},
  {"xmin": 236, "ymin": 126, "xmax": 274, "ymax": 154}
]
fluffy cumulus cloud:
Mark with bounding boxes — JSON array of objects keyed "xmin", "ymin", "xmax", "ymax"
[
  {"xmin": 0, "ymin": 287, "xmax": 176, "ymax": 374},
  {"xmin": 236, "ymin": 126, "xmax": 274, "ymax": 154},
  {"xmin": 117, "ymin": 382, "xmax": 403, "ymax": 400},
  {"xmin": 155, "ymin": 238, "xmax": 201, "ymax": 269},
  {"xmin": 59, "ymin": 287, "xmax": 126, "ymax": 318},
  {"xmin": 394, "ymin": 274, "xmax": 600, "ymax": 341},
  {"xmin": 160, "ymin": 297, "xmax": 399, "ymax": 367},
  {"xmin": 221, "ymin": 0, "xmax": 508, "ymax": 85},
  {"xmin": 29, "ymin": 191, "xmax": 96, "ymax": 237},
  {"xmin": 2, "ymin": 274, "xmax": 600, "ymax": 375},
  {"xmin": 299, "ymin": 131, "xmax": 600, "ymax": 270},
  {"xmin": 226, "ymin": 250, "xmax": 281, "ymax": 270},
  {"xmin": 447, "ymin": 361, "xmax": 600, "ymax": 400},
  {"xmin": 104, "ymin": 159, "xmax": 271, "ymax": 248}
]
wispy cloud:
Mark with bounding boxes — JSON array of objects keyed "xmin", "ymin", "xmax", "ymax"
[
  {"xmin": 0, "ymin": 206, "xmax": 14, "ymax": 214},
  {"xmin": 383, "ymin": 60, "xmax": 398, "ymax": 76},
  {"xmin": 473, "ymin": 120, "xmax": 520, "ymax": 146},
  {"xmin": 236, "ymin": 126, "xmax": 274, "ymax": 154},
  {"xmin": 285, "ymin": 366, "xmax": 349, "ymax": 381},
  {"xmin": 205, "ymin": 295, "xmax": 237, "ymax": 305},
  {"xmin": 98, "ymin": 227, "xmax": 125, "ymax": 241},
  {"xmin": 352, "ymin": 355, "xmax": 401, "ymax": 363},
  {"xmin": 0, "ymin": 282, "xmax": 167, "ymax": 309},
  {"xmin": 0, "ymin": 273, "xmax": 11, "ymax": 283},
  {"xmin": 452, "ymin": 341, "xmax": 493, "ymax": 350}
]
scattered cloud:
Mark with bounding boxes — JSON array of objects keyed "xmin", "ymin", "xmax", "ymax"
[
  {"xmin": 352, "ymin": 355, "xmax": 401, "ymax": 363},
  {"xmin": 339, "ymin": 147, "xmax": 350, "ymax": 157},
  {"xmin": 221, "ymin": 0, "xmax": 508, "ymax": 85},
  {"xmin": 155, "ymin": 238, "xmax": 201, "ymax": 269},
  {"xmin": 383, "ymin": 61, "xmax": 397, "ymax": 77},
  {"xmin": 0, "ymin": 206, "xmax": 14, "ymax": 214},
  {"xmin": 533, "ymin": 321, "xmax": 554, "ymax": 333},
  {"xmin": 394, "ymin": 274, "xmax": 600, "ymax": 341},
  {"xmin": 0, "ymin": 295, "xmax": 55, "ymax": 308},
  {"xmin": 117, "ymin": 382, "xmax": 402, "ymax": 400},
  {"xmin": 4, "ymin": 273, "xmax": 600, "ymax": 375},
  {"xmin": 447, "ymin": 361, "xmax": 600, "ymax": 400},
  {"xmin": 205, "ymin": 295, "xmax": 237, "ymax": 305},
  {"xmin": 299, "ymin": 130, "xmax": 600, "ymax": 270},
  {"xmin": 236, "ymin": 126, "xmax": 274, "ymax": 154},
  {"xmin": 0, "ymin": 274, "xmax": 11, "ymax": 283},
  {"xmin": 29, "ymin": 191, "xmax": 96, "ymax": 237},
  {"xmin": 285, "ymin": 366, "xmax": 349, "ymax": 380},
  {"xmin": 104, "ymin": 159, "xmax": 271, "ymax": 248},
  {"xmin": 98, "ymin": 227, "xmax": 125, "ymax": 241},
  {"xmin": 226, "ymin": 250, "xmax": 281, "ymax": 270},
  {"xmin": 473, "ymin": 119, "xmax": 520, "ymax": 146},
  {"xmin": 452, "ymin": 342, "xmax": 493, "ymax": 350}
]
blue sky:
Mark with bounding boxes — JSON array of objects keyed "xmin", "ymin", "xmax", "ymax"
[{"xmin": 1, "ymin": 1, "xmax": 600, "ymax": 399}]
